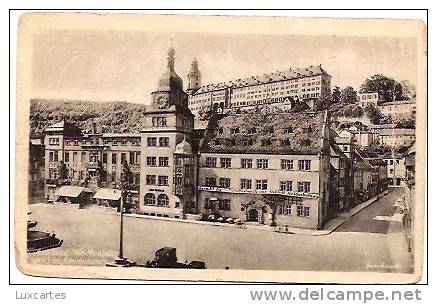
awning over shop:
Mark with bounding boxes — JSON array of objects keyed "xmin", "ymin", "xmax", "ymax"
[
  {"xmin": 93, "ymin": 188, "xmax": 122, "ymax": 201},
  {"xmin": 55, "ymin": 186, "xmax": 89, "ymax": 198}
]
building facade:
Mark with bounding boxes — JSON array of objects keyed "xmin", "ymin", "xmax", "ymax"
[
  {"xmin": 378, "ymin": 128, "xmax": 416, "ymax": 147},
  {"xmin": 197, "ymin": 111, "xmax": 332, "ymax": 230},
  {"xmin": 383, "ymin": 155, "xmax": 406, "ymax": 186},
  {"xmin": 187, "ymin": 61, "xmax": 332, "ymax": 117},
  {"xmin": 139, "ymin": 45, "xmax": 196, "ymax": 218},
  {"xmin": 43, "ymin": 122, "xmax": 142, "ymax": 206},
  {"xmin": 378, "ymin": 99, "xmax": 416, "ymax": 119},
  {"xmin": 358, "ymin": 92, "xmax": 379, "ymax": 108}
]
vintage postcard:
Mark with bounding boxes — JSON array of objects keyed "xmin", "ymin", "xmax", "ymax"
[{"xmin": 15, "ymin": 12, "xmax": 426, "ymax": 283}]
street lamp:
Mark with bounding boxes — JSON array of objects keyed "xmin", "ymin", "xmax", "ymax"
[{"xmin": 106, "ymin": 180, "xmax": 135, "ymax": 267}]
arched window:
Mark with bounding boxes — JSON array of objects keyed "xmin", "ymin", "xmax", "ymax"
[
  {"xmin": 144, "ymin": 193, "xmax": 155, "ymax": 205},
  {"xmin": 157, "ymin": 194, "xmax": 169, "ymax": 207}
]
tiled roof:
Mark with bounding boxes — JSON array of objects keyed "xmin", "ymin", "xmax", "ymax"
[
  {"xmin": 200, "ymin": 111, "xmax": 326, "ymax": 155},
  {"xmin": 193, "ymin": 65, "xmax": 329, "ymax": 94},
  {"xmin": 379, "ymin": 128, "xmax": 416, "ymax": 136},
  {"xmin": 379, "ymin": 99, "xmax": 416, "ymax": 106},
  {"xmin": 101, "ymin": 133, "xmax": 141, "ymax": 138}
]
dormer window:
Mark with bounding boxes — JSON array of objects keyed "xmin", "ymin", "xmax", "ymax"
[
  {"xmin": 261, "ymin": 139, "xmax": 272, "ymax": 146},
  {"xmin": 248, "ymin": 127, "xmax": 257, "ymax": 134},
  {"xmin": 230, "ymin": 127, "xmax": 240, "ymax": 134},
  {"xmin": 280, "ymin": 139, "xmax": 290, "ymax": 146},
  {"xmin": 283, "ymin": 126, "xmax": 293, "ymax": 134}
]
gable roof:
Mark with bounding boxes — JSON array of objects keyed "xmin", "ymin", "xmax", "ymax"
[
  {"xmin": 192, "ymin": 65, "xmax": 330, "ymax": 95},
  {"xmin": 200, "ymin": 111, "xmax": 326, "ymax": 155}
]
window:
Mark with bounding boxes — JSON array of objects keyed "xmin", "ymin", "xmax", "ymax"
[
  {"xmin": 146, "ymin": 175, "xmax": 156, "ymax": 185},
  {"xmin": 298, "ymin": 160, "xmax": 311, "ymax": 171},
  {"xmin": 54, "ymin": 151, "xmax": 58, "ymax": 162},
  {"xmin": 121, "ymin": 153, "xmax": 127, "ymax": 164},
  {"xmin": 298, "ymin": 182, "xmax": 311, "ymax": 193},
  {"xmin": 121, "ymin": 139, "xmax": 127, "ymax": 146},
  {"xmin": 230, "ymin": 127, "xmax": 239, "ymax": 134},
  {"xmin": 159, "ymin": 137, "xmax": 169, "ymax": 147},
  {"xmin": 112, "ymin": 140, "xmax": 118, "ymax": 146},
  {"xmin": 248, "ymin": 127, "xmax": 256, "ymax": 134},
  {"xmin": 158, "ymin": 176, "xmax": 169, "ymax": 186},
  {"xmin": 283, "ymin": 126, "xmax": 292, "ymax": 134},
  {"xmin": 158, "ymin": 157, "xmax": 169, "ymax": 167},
  {"xmin": 49, "ymin": 151, "xmax": 54, "ymax": 162},
  {"xmin": 389, "ymin": 159, "xmax": 394, "ymax": 165},
  {"xmin": 81, "ymin": 152, "xmax": 86, "ymax": 162},
  {"xmin": 157, "ymin": 194, "xmax": 169, "ymax": 207},
  {"xmin": 102, "ymin": 153, "xmax": 107, "ymax": 164},
  {"xmin": 280, "ymin": 181, "xmax": 293, "ymax": 191},
  {"xmin": 218, "ymin": 199, "xmax": 231, "ymax": 211},
  {"xmin": 279, "ymin": 203, "xmax": 293, "ymax": 216},
  {"xmin": 261, "ymin": 139, "xmax": 271, "ymax": 146},
  {"xmin": 73, "ymin": 152, "xmax": 78, "ymax": 163},
  {"xmin": 256, "ymin": 179, "xmax": 268, "ymax": 190},
  {"xmin": 205, "ymin": 157, "xmax": 217, "ymax": 168},
  {"xmin": 74, "ymin": 140, "xmax": 79, "ymax": 146},
  {"xmin": 152, "ymin": 116, "xmax": 167, "ymax": 127},
  {"xmin": 64, "ymin": 152, "xmax": 69, "ymax": 162},
  {"xmin": 220, "ymin": 158, "xmax": 231, "ymax": 168},
  {"xmin": 281, "ymin": 159, "xmax": 293, "ymax": 170},
  {"xmin": 240, "ymin": 179, "xmax": 252, "ymax": 190},
  {"xmin": 241, "ymin": 158, "xmax": 252, "ymax": 169},
  {"xmin": 204, "ymin": 198, "xmax": 214, "ymax": 209},
  {"xmin": 257, "ymin": 159, "xmax": 269, "ymax": 169},
  {"xmin": 129, "ymin": 152, "xmax": 135, "ymax": 164},
  {"xmin": 144, "ymin": 193, "xmax": 155, "ymax": 205},
  {"xmin": 147, "ymin": 156, "xmax": 157, "ymax": 166},
  {"xmin": 65, "ymin": 140, "xmax": 70, "ymax": 146},
  {"xmin": 219, "ymin": 177, "xmax": 231, "ymax": 188},
  {"xmin": 205, "ymin": 177, "xmax": 216, "ymax": 187},
  {"xmin": 297, "ymin": 205, "xmax": 310, "ymax": 217},
  {"xmin": 389, "ymin": 168, "xmax": 394, "ymax": 174},
  {"xmin": 147, "ymin": 137, "xmax": 157, "ymax": 146}
]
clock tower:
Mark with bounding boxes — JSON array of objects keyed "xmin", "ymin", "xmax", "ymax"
[
  {"xmin": 151, "ymin": 45, "xmax": 188, "ymax": 110},
  {"xmin": 140, "ymin": 45, "xmax": 195, "ymax": 219}
]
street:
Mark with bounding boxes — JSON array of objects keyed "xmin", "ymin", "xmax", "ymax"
[{"xmin": 27, "ymin": 188, "xmax": 413, "ymax": 273}]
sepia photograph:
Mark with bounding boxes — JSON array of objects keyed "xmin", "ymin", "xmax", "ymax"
[{"xmin": 14, "ymin": 12, "xmax": 426, "ymax": 283}]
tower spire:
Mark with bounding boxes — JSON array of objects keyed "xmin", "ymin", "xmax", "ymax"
[{"xmin": 167, "ymin": 39, "xmax": 175, "ymax": 71}]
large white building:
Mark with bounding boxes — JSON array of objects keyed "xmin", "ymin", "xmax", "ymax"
[{"xmin": 186, "ymin": 60, "xmax": 332, "ymax": 117}]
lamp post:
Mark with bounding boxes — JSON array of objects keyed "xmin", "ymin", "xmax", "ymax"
[{"xmin": 106, "ymin": 178, "xmax": 135, "ymax": 267}]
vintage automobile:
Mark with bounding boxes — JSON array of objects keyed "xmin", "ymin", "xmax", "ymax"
[{"xmin": 145, "ymin": 247, "xmax": 206, "ymax": 269}]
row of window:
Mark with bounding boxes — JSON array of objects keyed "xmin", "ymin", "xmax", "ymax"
[
  {"xmin": 203, "ymin": 197, "xmax": 310, "ymax": 217},
  {"xmin": 145, "ymin": 175, "xmax": 169, "ymax": 186},
  {"xmin": 205, "ymin": 158, "xmax": 312, "ymax": 171},
  {"xmin": 147, "ymin": 137, "xmax": 169, "ymax": 147},
  {"xmin": 204, "ymin": 177, "xmax": 311, "ymax": 192},
  {"xmin": 144, "ymin": 193, "xmax": 170, "ymax": 206},
  {"xmin": 65, "ymin": 138, "xmax": 140, "ymax": 146},
  {"xmin": 204, "ymin": 198, "xmax": 231, "ymax": 211},
  {"xmin": 48, "ymin": 138, "xmax": 60, "ymax": 146},
  {"xmin": 60, "ymin": 151, "xmax": 141, "ymax": 165},
  {"xmin": 146, "ymin": 156, "xmax": 169, "ymax": 167}
]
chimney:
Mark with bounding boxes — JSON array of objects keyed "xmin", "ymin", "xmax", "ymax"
[{"xmin": 92, "ymin": 122, "xmax": 97, "ymax": 134}]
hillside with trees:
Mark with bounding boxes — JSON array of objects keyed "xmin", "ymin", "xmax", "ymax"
[{"xmin": 30, "ymin": 99, "xmax": 148, "ymax": 138}]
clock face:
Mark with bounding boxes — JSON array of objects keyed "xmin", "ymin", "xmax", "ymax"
[{"xmin": 156, "ymin": 95, "xmax": 169, "ymax": 109}]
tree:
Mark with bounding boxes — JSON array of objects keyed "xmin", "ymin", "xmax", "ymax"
[
  {"xmin": 315, "ymin": 96, "xmax": 331, "ymax": 111},
  {"xmin": 340, "ymin": 86, "xmax": 358, "ymax": 104},
  {"xmin": 364, "ymin": 104, "xmax": 383, "ymax": 124},
  {"xmin": 56, "ymin": 161, "xmax": 69, "ymax": 185},
  {"xmin": 263, "ymin": 194, "xmax": 285, "ymax": 227},
  {"xmin": 359, "ymin": 74, "xmax": 403, "ymax": 103},
  {"xmin": 96, "ymin": 161, "xmax": 106, "ymax": 187},
  {"xmin": 331, "ymin": 86, "xmax": 341, "ymax": 104},
  {"xmin": 292, "ymin": 98, "xmax": 309, "ymax": 112},
  {"xmin": 399, "ymin": 80, "xmax": 416, "ymax": 100}
]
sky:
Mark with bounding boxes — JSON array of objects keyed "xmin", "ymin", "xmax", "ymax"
[{"xmin": 31, "ymin": 30, "xmax": 418, "ymax": 105}]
